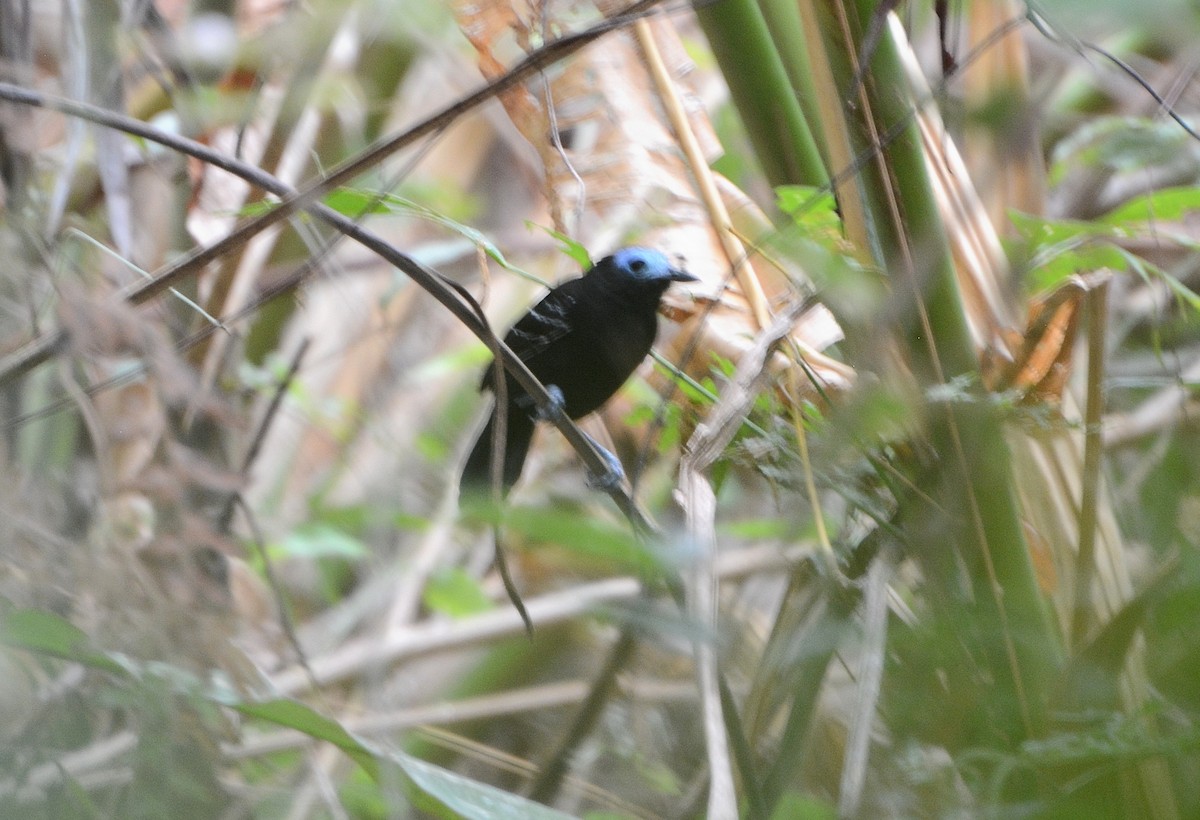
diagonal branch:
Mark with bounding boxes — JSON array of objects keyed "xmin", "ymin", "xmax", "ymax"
[
  {"xmin": 0, "ymin": 6, "xmax": 675, "ymax": 533},
  {"xmin": 0, "ymin": 0, "xmax": 669, "ymax": 385}
]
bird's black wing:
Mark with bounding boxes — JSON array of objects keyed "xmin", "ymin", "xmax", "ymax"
[
  {"xmin": 506, "ymin": 281, "xmax": 583, "ymax": 361},
  {"xmin": 465, "ymin": 278, "xmax": 586, "ymax": 497},
  {"xmin": 480, "ymin": 278, "xmax": 584, "ymax": 389}
]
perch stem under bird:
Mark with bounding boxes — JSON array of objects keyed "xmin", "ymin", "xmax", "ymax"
[{"xmin": 460, "ymin": 247, "xmax": 696, "ymax": 501}]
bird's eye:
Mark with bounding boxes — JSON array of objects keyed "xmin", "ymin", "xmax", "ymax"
[{"xmin": 630, "ymin": 259, "xmax": 646, "ymax": 273}]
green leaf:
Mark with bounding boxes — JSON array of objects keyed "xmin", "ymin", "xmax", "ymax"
[
  {"xmin": 772, "ymin": 188, "xmax": 882, "ymax": 323},
  {"xmin": 393, "ymin": 511, "xmax": 431, "ymax": 532},
  {"xmin": 413, "ymin": 337, "xmax": 494, "ymax": 382},
  {"xmin": 768, "ymin": 791, "xmax": 838, "ymax": 820},
  {"xmin": 1118, "ymin": 248, "xmax": 1200, "ymax": 313},
  {"xmin": 1049, "ymin": 115, "xmax": 1194, "ymax": 185},
  {"xmin": 226, "ymin": 693, "xmax": 565, "ymax": 818},
  {"xmin": 274, "ymin": 522, "xmax": 369, "ymax": 560},
  {"xmin": 416, "ymin": 432, "xmax": 450, "ymax": 462},
  {"xmin": 1103, "ymin": 185, "xmax": 1200, "ymax": 226},
  {"xmin": 390, "ymin": 752, "xmax": 577, "ymax": 820},
  {"xmin": 776, "ymin": 185, "xmax": 840, "ymax": 232},
  {"xmin": 230, "ymin": 698, "xmax": 381, "ymax": 781},
  {"xmin": 310, "ymin": 504, "xmax": 374, "ymax": 532},
  {"xmin": 1027, "ymin": 244, "xmax": 1125, "ymax": 293},
  {"xmin": 423, "ymin": 568, "xmax": 492, "ymax": 618},
  {"xmin": 499, "ymin": 505, "xmax": 667, "ymax": 578},
  {"xmin": 1010, "ymin": 210, "xmax": 1101, "ymax": 245},
  {"xmin": 297, "ymin": 188, "xmax": 549, "ymax": 286},
  {"xmin": 1009, "ymin": 210, "xmax": 1126, "ymax": 292},
  {"xmin": 1, "ymin": 608, "xmax": 88, "ymax": 654},
  {"xmin": 526, "ymin": 223, "xmax": 592, "ymax": 269},
  {"xmin": 0, "ymin": 609, "xmax": 124, "ymax": 674},
  {"xmin": 370, "ymin": 194, "xmax": 518, "ymax": 265},
  {"xmin": 718, "ymin": 517, "xmax": 795, "ymax": 539},
  {"xmin": 630, "ymin": 752, "xmax": 682, "ymax": 795}
]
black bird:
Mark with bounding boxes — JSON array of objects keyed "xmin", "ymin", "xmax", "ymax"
[{"xmin": 460, "ymin": 247, "xmax": 696, "ymax": 498}]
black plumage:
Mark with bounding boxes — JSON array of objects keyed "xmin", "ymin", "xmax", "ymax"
[{"xmin": 460, "ymin": 247, "xmax": 696, "ymax": 497}]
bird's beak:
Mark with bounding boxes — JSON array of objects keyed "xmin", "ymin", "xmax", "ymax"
[{"xmin": 668, "ymin": 267, "xmax": 699, "ymax": 283}]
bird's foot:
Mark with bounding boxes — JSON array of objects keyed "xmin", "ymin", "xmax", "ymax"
[
  {"xmin": 535, "ymin": 384, "xmax": 567, "ymax": 422},
  {"xmin": 584, "ymin": 435, "xmax": 626, "ymax": 492}
]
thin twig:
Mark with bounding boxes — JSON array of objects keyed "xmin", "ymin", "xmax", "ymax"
[
  {"xmin": 230, "ymin": 676, "xmax": 694, "ymax": 760},
  {"xmin": 1071, "ymin": 279, "xmax": 1110, "ymax": 646},
  {"xmin": 527, "ymin": 629, "xmax": 637, "ymax": 803},
  {"xmin": 233, "ymin": 494, "xmax": 318, "ymax": 693},
  {"xmin": 270, "ymin": 577, "xmax": 644, "ymax": 696},
  {"xmin": 217, "ymin": 338, "xmax": 311, "ymax": 533},
  {"xmin": 270, "ymin": 542, "xmax": 813, "ymax": 697},
  {"xmin": 493, "ymin": 533, "xmax": 533, "ymax": 636}
]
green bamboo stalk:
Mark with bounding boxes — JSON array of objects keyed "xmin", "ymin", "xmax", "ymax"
[
  {"xmin": 693, "ymin": 0, "xmax": 828, "ymax": 187},
  {"xmin": 757, "ymin": 0, "xmax": 828, "ymax": 163},
  {"xmin": 837, "ymin": 0, "xmax": 1063, "ymax": 740}
]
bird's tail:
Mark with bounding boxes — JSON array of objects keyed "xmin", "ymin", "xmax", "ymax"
[{"xmin": 459, "ymin": 405, "xmax": 535, "ymax": 500}]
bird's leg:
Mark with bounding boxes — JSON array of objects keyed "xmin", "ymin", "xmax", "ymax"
[
  {"xmin": 533, "ymin": 384, "xmax": 567, "ymax": 422},
  {"xmin": 581, "ymin": 430, "xmax": 626, "ymax": 491},
  {"xmin": 533, "ymin": 385, "xmax": 625, "ymax": 491}
]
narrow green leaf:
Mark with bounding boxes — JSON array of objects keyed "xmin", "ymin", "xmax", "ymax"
[
  {"xmin": 500, "ymin": 505, "xmax": 666, "ymax": 577},
  {"xmin": 0, "ymin": 609, "xmax": 124, "ymax": 674},
  {"xmin": 231, "ymin": 698, "xmax": 381, "ymax": 781},
  {"xmin": 1118, "ymin": 248, "xmax": 1200, "ymax": 312},
  {"xmin": 776, "ymin": 185, "xmax": 840, "ymax": 232},
  {"xmin": 274, "ymin": 522, "xmax": 369, "ymax": 560},
  {"xmin": 526, "ymin": 223, "xmax": 592, "ymax": 268},
  {"xmin": 1049, "ymin": 115, "xmax": 1193, "ymax": 185},
  {"xmin": 424, "ymin": 568, "xmax": 492, "ymax": 617},
  {"xmin": 1103, "ymin": 185, "xmax": 1200, "ymax": 226},
  {"xmin": 392, "ymin": 752, "xmax": 577, "ymax": 820}
]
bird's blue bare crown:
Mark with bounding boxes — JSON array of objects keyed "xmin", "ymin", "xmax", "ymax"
[{"xmin": 610, "ymin": 246, "xmax": 694, "ymax": 283}]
